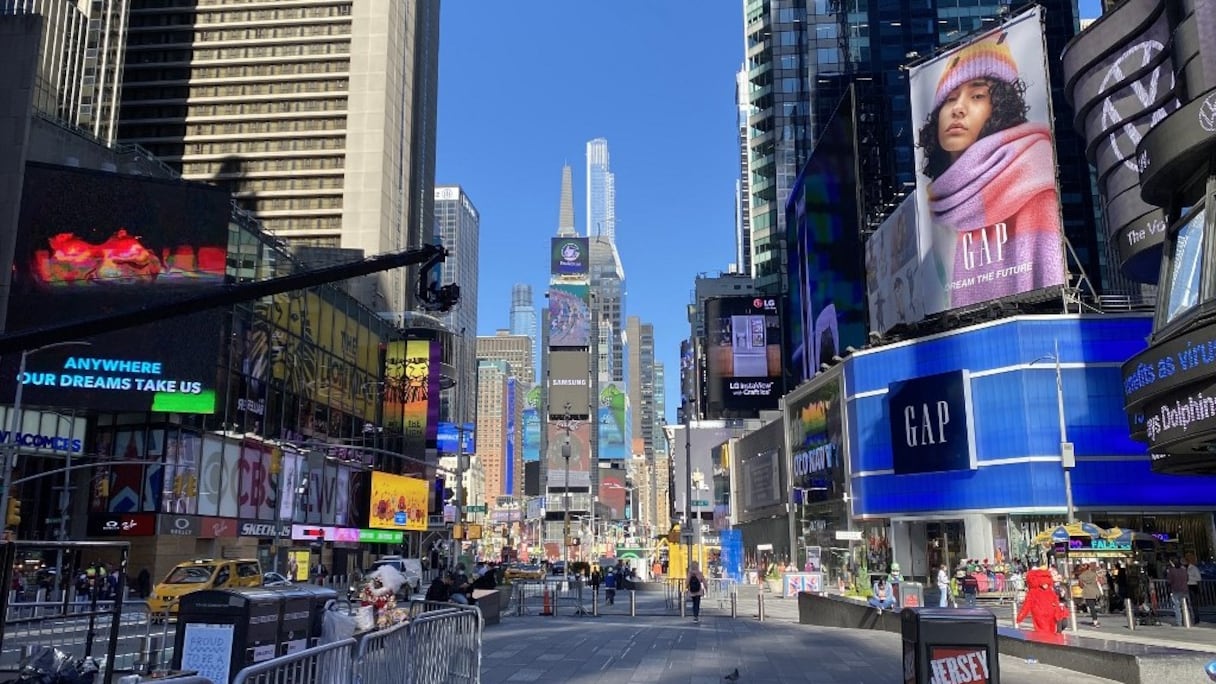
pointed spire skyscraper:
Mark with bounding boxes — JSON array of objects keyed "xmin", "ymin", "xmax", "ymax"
[{"xmin": 557, "ymin": 163, "xmax": 577, "ymax": 236}]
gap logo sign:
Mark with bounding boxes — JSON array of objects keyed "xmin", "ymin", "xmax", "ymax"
[{"xmin": 887, "ymin": 369, "xmax": 977, "ymax": 475}]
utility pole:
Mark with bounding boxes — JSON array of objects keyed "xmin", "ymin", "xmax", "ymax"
[{"xmin": 683, "ymin": 399, "xmax": 693, "ymax": 579}]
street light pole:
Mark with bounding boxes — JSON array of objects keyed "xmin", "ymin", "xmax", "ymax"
[
  {"xmin": 2, "ymin": 341, "xmax": 92, "ymax": 539},
  {"xmin": 683, "ymin": 399, "xmax": 693, "ymax": 579},
  {"xmin": 1053, "ymin": 339, "xmax": 1076, "ymax": 524}
]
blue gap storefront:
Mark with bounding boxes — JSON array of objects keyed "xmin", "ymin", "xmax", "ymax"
[{"xmin": 842, "ymin": 314, "xmax": 1216, "ymax": 581}]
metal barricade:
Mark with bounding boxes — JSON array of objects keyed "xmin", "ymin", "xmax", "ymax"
[
  {"xmin": 3, "ymin": 600, "xmax": 158, "ymax": 673},
  {"xmin": 395, "ymin": 606, "xmax": 481, "ymax": 684},
  {"xmin": 231, "ymin": 638, "xmax": 356, "ymax": 684}
]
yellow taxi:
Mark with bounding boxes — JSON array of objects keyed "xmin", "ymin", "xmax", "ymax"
[
  {"xmin": 502, "ymin": 563, "xmax": 546, "ymax": 581},
  {"xmin": 147, "ymin": 558, "xmax": 262, "ymax": 616}
]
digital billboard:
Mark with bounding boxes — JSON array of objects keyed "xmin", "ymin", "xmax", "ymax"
[
  {"xmin": 368, "ymin": 471, "xmax": 429, "ymax": 531},
  {"xmin": 785, "ymin": 88, "xmax": 866, "ymax": 384},
  {"xmin": 547, "ymin": 351, "xmax": 590, "ymax": 417},
  {"xmin": 545, "ymin": 421, "xmax": 591, "ymax": 488},
  {"xmin": 550, "ymin": 237, "xmax": 589, "ymax": 277},
  {"xmin": 522, "ymin": 384, "xmax": 541, "ymax": 462},
  {"xmin": 2, "ymin": 162, "xmax": 231, "ymax": 413},
  {"xmin": 548, "ymin": 283, "xmax": 591, "ymax": 347},
  {"xmin": 383, "ymin": 339, "xmax": 440, "ymax": 449},
  {"xmin": 908, "ymin": 7, "xmax": 1065, "ymax": 314},
  {"xmin": 505, "ymin": 377, "xmax": 517, "ymax": 494},
  {"xmin": 599, "ymin": 469, "xmax": 627, "ymax": 520},
  {"xmin": 786, "ymin": 372, "xmax": 845, "ymax": 505},
  {"xmin": 437, "ymin": 422, "xmax": 475, "ymax": 454},
  {"xmin": 888, "ymin": 370, "xmax": 977, "ymax": 475},
  {"xmin": 1062, "ymin": 0, "xmax": 1180, "ymax": 282},
  {"xmin": 597, "ymin": 382, "xmax": 629, "ymax": 460},
  {"xmin": 864, "ymin": 196, "xmax": 923, "ymax": 334},
  {"xmin": 704, "ymin": 296, "xmax": 782, "ymax": 413}
]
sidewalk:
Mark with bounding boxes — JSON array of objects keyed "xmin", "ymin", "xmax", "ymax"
[{"xmin": 484, "ymin": 606, "xmax": 1124, "ymax": 683}]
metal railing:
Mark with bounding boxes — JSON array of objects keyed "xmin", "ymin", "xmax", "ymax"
[
  {"xmin": 2, "ymin": 600, "xmax": 160, "ymax": 672},
  {"xmin": 231, "ymin": 602, "xmax": 481, "ymax": 684},
  {"xmin": 232, "ymin": 638, "xmax": 355, "ymax": 684}
]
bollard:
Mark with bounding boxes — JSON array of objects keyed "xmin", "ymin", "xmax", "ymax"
[
  {"xmin": 517, "ymin": 585, "xmax": 526, "ymax": 616},
  {"xmin": 630, "ymin": 590, "xmax": 636, "ymax": 617},
  {"xmin": 1125, "ymin": 598, "xmax": 1136, "ymax": 631},
  {"xmin": 730, "ymin": 588, "xmax": 737, "ymax": 619},
  {"xmin": 1067, "ymin": 597, "xmax": 1078, "ymax": 632},
  {"xmin": 758, "ymin": 591, "xmax": 765, "ymax": 622},
  {"xmin": 680, "ymin": 590, "xmax": 686, "ymax": 618},
  {"xmin": 1011, "ymin": 594, "xmax": 1020, "ymax": 628},
  {"xmin": 1183, "ymin": 596, "xmax": 1194, "ymax": 629},
  {"xmin": 592, "ymin": 589, "xmax": 599, "ymax": 617}
]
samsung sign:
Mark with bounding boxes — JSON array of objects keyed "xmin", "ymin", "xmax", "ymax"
[{"xmin": 888, "ymin": 370, "xmax": 977, "ymax": 475}]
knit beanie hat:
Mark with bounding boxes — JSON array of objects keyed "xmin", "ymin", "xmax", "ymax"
[{"xmin": 933, "ymin": 34, "xmax": 1018, "ymax": 111}]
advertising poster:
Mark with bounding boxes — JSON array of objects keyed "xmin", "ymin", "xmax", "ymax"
[
  {"xmin": 887, "ymin": 370, "xmax": 978, "ymax": 475},
  {"xmin": 3, "ymin": 162, "xmax": 228, "ymax": 413},
  {"xmin": 550, "ymin": 237, "xmax": 589, "ymax": 277},
  {"xmin": 548, "ymin": 283, "xmax": 591, "ymax": 347},
  {"xmin": 908, "ymin": 6, "xmax": 1064, "ymax": 313},
  {"xmin": 597, "ymin": 382, "xmax": 629, "ymax": 460},
  {"xmin": 545, "ymin": 422, "xmax": 591, "ymax": 488},
  {"xmin": 230, "ymin": 312, "xmax": 269, "ymax": 433},
  {"xmin": 787, "ymin": 374, "xmax": 845, "ymax": 505},
  {"xmin": 599, "ymin": 470, "xmax": 627, "ymax": 520},
  {"xmin": 704, "ymin": 296, "xmax": 783, "ymax": 411},
  {"xmin": 427, "ymin": 339, "xmax": 442, "ymax": 446},
  {"xmin": 107, "ymin": 430, "xmax": 144, "ymax": 513},
  {"xmin": 162, "ymin": 431, "xmax": 200, "ymax": 515},
  {"xmin": 238, "ymin": 443, "xmax": 274, "ymax": 521},
  {"xmin": 197, "ymin": 435, "xmax": 224, "ymax": 517},
  {"xmin": 547, "ymin": 351, "xmax": 591, "ymax": 416},
  {"xmin": 277, "ymin": 449, "xmax": 303, "ymax": 523},
  {"xmin": 505, "ymin": 377, "xmax": 517, "ymax": 494},
  {"xmin": 384, "ymin": 339, "xmax": 432, "ymax": 448},
  {"xmin": 785, "ymin": 88, "xmax": 866, "ymax": 383},
  {"xmin": 219, "ymin": 440, "xmax": 241, "ymax": 518},
  {"xmin": 522, "ymin": 385, "xmax": 541, "ymax": 463},
  {"xmin": 368, "ymin": 472, "xmax": 429, "ymax": 531},
  {"xmin": 335, "ymin": 466, "xmax": 351, "ymax": 526},
  {"xmin": 864, "ymin": 197, "xmax": 924, "ymax": 334}
]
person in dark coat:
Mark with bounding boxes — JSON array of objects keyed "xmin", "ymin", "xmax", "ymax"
[
  {"xmin": 425, "ymin": 573, "xmax": 452, "ymax": 603},
  {"xmin": 136, "ymin": 568, "xmax": 152, "ymax": 599}
]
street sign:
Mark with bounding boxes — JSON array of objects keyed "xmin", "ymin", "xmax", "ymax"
[
  {"xmin": 692, "ymin": 499, "xmax": 710, "ymax": 507},
  {"xmin": 465, "ymin": 505, "xmax": 486, "ymax": 513},
  {"xmin": 834, "ymin": 530, "xmax": 863, "ymax": 541}
]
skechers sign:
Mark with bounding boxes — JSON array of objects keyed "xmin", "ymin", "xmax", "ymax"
[{"xmin": 888, "ymin": 370, "xmax": 977, "ymax": 475}]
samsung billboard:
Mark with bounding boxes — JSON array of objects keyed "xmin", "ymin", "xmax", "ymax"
[
  {"xmin": 547, "ymin": 351, "xmax": 590, "ymax": 417},
  {"xmin": 704, "ymin": 296, "xmax": 783, "ymax": 414}
]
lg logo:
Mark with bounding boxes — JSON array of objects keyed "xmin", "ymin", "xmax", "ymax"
[{"xmin": 1097, "ymin": 40, "xmax": 1177, "ymax": 172}]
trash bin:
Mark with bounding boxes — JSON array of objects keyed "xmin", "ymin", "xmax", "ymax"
[
  {"xmin": 896, "ymin": 581, "xmax": 925, "ymax": 608},
  {"xmin": 267, "ymin": 585, "xmax": 313, "ymax": 655},
  {"xmin": 283, "ymin": 584, "xmax": 338, "ymax": 646},
  {"xmin": 173, "ymin": 588, "xmax": 285, "ymax": 683},
  {"xmin": 901, "ymin": 607, "xmax": 999, "ymax": 684}
]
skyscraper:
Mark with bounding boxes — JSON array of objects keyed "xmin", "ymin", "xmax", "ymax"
[
  {"xmin": 734, "ymin": 67, "xmax": 752, "ymax": 276},
  {"xmin": 434, "ymin": 185, "xmax": 480, "ymax": 424},
  {"xmin": 3, "ymin": 0, "xmax": 129, "ymax": 144},
  {"xmin": 626, "ymin": 316, "xmax": 657, "ymax": 461},
  {"xmin": 477, "ymin": 331, "xmax": 535, "ymax": 389},
  {"xmin": 586, "ymin": 138, "xmax": 615, "ymax": 240},
  {"xmin": 475, "ymin": 358, "xmax": 511, "ymax": 503},
  {"xmin": 590, "ymin": 238, "xmax": 626, "ymax": 384},
  {"xmin": 117, "ymin": 0, "xmax": 441, "ymax": 316},
  {"xmin": 557, "ymin": 163, "xmax": 577, "ymax": 237},
  {"xmin": 509, "ymin": 283, "xmax": 538, "ymax": 371}
]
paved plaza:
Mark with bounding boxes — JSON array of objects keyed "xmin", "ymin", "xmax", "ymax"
[{"xmin": 482, "ymin": 588, "xmax": 1140, "ymax": 684}]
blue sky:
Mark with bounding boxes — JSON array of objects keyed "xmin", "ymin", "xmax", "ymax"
[
  {"xmin": 436, "ymin": 1, "xmax": 1105, "ymax": 424},
  {"xmin": 436, "ymin": 1, "xmax": 742, "ymax": 423}
]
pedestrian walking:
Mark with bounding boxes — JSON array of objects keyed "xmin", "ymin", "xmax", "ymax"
[
  {"xmin": 590, "ymin": 568, "xmax": 601, "ymax": 594},
  {"xmin": 936, "ymin": 564, "xmax": 950, "ymax": 608},
  {"xmin": 1186, "ymin": 553, "xmax": 1203, "ymax": 623},
  {"xmin": 1078, "ymin": 563, "xmax": 1102, "ymax": 627},
  {"xmin": 1167, "ymin": 558, "xmax": 1190, "ymax": 626},
  {"xmin": 687, "ymin": 562, "xmax": 706, "ymax": 623},
  {"xmin": 604, "ymin": 568, "xmax": 617, "ymax": 605}
]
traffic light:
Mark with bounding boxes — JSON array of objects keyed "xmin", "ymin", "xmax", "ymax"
[
  {"xmin": 95, "ymin": 476, "xmax": 110, "ymax": 499},
  {"xmin": 5, "ymin": 498, "xmax": 20, "ymax": 528},
  {"xmin": 269, "ymin": 447, "xmax": 283, "ymax": 475}
]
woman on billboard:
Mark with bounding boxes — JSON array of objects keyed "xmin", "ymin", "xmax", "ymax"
[{"xmin": 915, "ymin": 25, "xmax": 1064, "ymax": 310}]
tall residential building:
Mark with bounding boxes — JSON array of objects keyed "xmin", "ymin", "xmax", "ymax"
[
  {"xmin": 475, "ymin": 359, "xmax": 511, "ymax": 503},
  {"xmin": 734, "ymin": 66, "xmax": 752, "ymax": 276},
  {"xmin": 434, "ymin": 185, "xmax": 480, "ymax": 424},
  {"xmin": 3, "ymin": 0, "xmax": 129, "ymax": 144},
  {"xmin": 626, "ymin": 316, "xmax": 657, "ymax": 459},
  {"xmin": 557, "ymin": 163, "xmax": 576, "ymax": 237},
  {"xmin": 586, "ymin": 138, "xmax": 615, "ymax": 240},
  {"xmin": 590, "ymin": 237, "xmax": 625, "ymax": 384},
  {"xmin": 509, "ymin": 283, "xmax": 538, "ymax": 372},
  {"xmin": 117, "ymin": 0, "xmax": 441, "ymax": 316},
  {"xmin": 476, "ymin": 331, "xmax": 534, "ymax": 388}
]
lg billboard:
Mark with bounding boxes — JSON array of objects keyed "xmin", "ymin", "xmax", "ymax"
[
  {"xmin": 2, "ymin": 163, "xmax": 230, "ymax": 413},
  {"xmin": 704, "ymin": 296, "xmax": 782, "ymax": 413}
]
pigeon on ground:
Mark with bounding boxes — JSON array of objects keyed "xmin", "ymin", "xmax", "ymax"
[{"xmin": 723, "ymin": 668, "xmax": 740, "ymax": 681}]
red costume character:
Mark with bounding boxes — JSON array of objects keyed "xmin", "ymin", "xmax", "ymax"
[{"xmin": 1016, "ymin": 568, "xmax": 1068, "ymax": 633}]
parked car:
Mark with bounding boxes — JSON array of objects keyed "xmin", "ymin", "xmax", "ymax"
[
  {"xmin": 263, "ymin": 572, "xmax": 292, "ymax": 587},
  {"xmin": 502, "ymin": 564, "xmax": 545, "ymax": 581}
]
